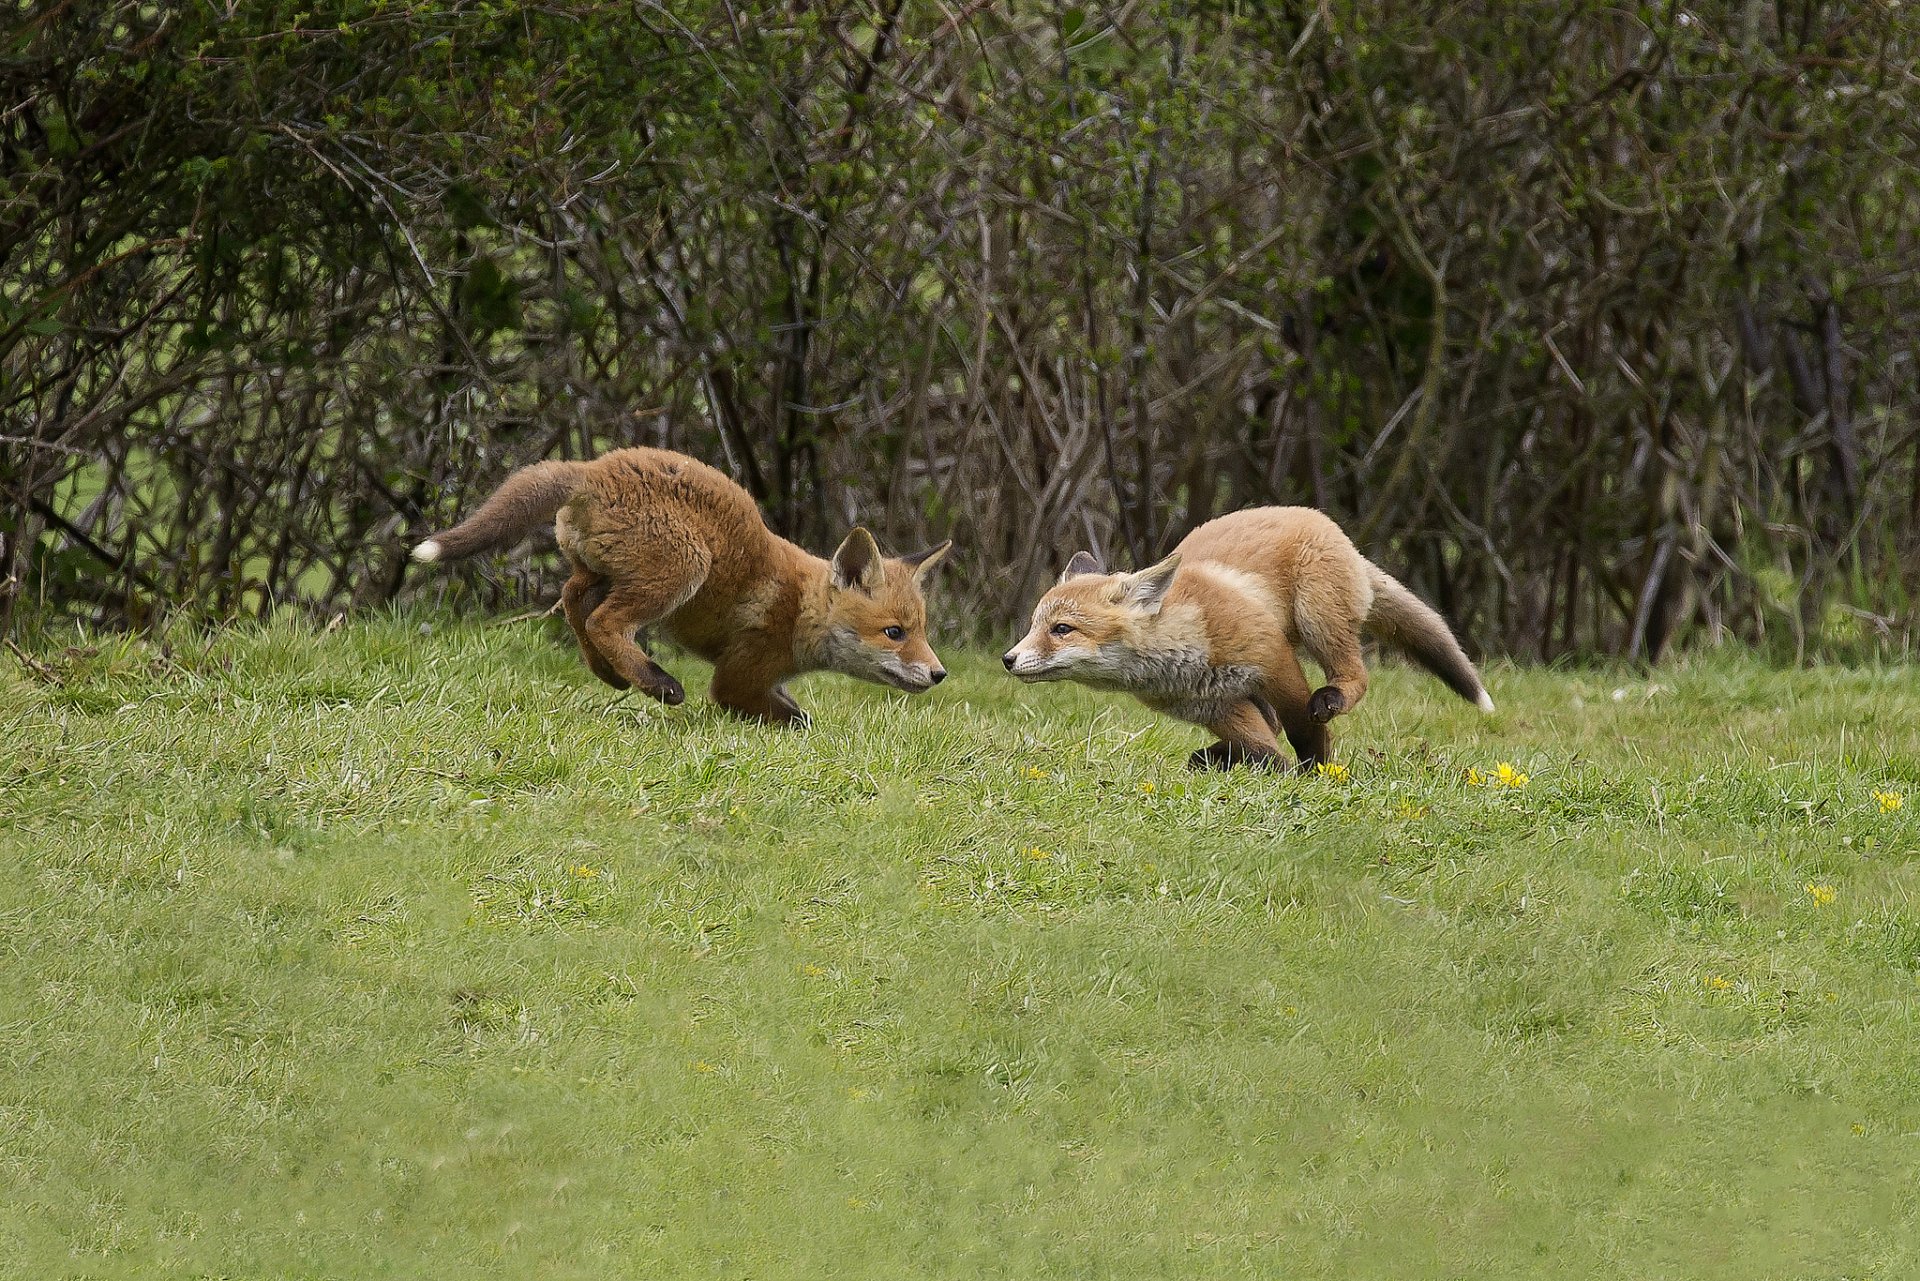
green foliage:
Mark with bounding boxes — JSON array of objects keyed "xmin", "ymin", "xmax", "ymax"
[
  {"xmin": 2, "ymin": 622, "xmax": 1919, "ymax": 1273},
  {"xmin": 4, "ymin": 1, "xmax": 1917, "ymax": 658}
]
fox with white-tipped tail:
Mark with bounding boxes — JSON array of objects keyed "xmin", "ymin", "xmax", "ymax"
[
  {"xmin": 412, "ymin": 447, "xmax": 951, "ymax": 727},
  {"xmin": 1002, "ymin": 507, "xmax": 1494, "ymax": 772}
]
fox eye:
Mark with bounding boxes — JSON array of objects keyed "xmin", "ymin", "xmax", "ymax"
[
  {"xmin": 1050, "ymin": 622, "xmax": 1076, "ymax": 637},
  {"xmin": 882, "ymin": 625, "xmax": 906, "ymax": 642}
]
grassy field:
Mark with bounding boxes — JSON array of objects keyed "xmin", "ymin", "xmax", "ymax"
[{"xmin": 3, "ymin": 616, "xmax": 1917, "ymax": 1278}]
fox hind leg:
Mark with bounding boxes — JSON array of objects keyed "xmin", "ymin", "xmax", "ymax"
[
  {"xmin": 561, "ymin": 567, "xmax": 628, "ymax": 690},
  {"xmin": 1262, "ymin": 642, "xmax": 1331, "ymax": 770},
  {"xmin": 584, "ymin": 572, "xmax": 704, "ymax": 706},
  {"xmin": 1293, "ymin": 606, "xmax": 1370, "ymax": 725}
]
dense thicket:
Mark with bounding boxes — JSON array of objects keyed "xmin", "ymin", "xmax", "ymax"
[{"xmin": 5, "ymin": 1, "xmax": 1917, "ymax": 658}]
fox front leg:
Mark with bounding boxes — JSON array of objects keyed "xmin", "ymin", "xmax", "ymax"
[
  {"xmin": 710, "ymin": 664, "xmax": 811, "ymax": 729},
  {"xmin": 1186, "ymin": 700, "xmax": 1284, "ymax": 773}
]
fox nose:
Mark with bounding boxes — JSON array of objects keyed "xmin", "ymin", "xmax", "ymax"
[
  {"xmin": 929, "ymin": 669, "xmax": 946, "ymax": 685},
  {"xmin": 1002, "ymin": 652, "xmax": 1016, "ymax": 670}
]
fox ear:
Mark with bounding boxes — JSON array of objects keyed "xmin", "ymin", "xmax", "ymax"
[
  {"xmin": 1060, "ymin": 550, "xmax": 1104, "ymax": 582},
  {"xmin": 901, "ymin": 539, "xmax": 952, "ymax": 586},
  {"xmin": 1122, "ymin": 552, "xmax": 1181, "ymax": 614},
  {"xmin": 830, "ymin": 527, "xmax": 885, "ymax": 593}
]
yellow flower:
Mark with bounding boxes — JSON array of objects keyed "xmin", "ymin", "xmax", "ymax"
[
  {"xmin": 1873, "ymin": 789, "xmax": 1904, "ymax": 813},
  {"xmin": 1851, "ymin": 1123, "xmax": 1866, "ymax": 1136},
  {"xmin": 1464, "ymin": 767, "xmax": 1487, "ymax": 786},
  {"xmin": 1804, "ymin": 882, "xmax": 1836, "ymax": 906},
  {"xmin": 1023, "ymin": 766, "xmax": 1048, "ymax": 780},
  {"xmin": 569, "ymin": 864, "xmax": 598, "ymax": 879},
  {"xmin": 692, "ymin": 1060, "xmax": 717, "ymax": 1074},
  {"xmin": 799, "ymin": 963, "xmax": 827, "ymax": 977},
  {"xmin": 1315, "ymin": 762, "xmax": 1351, "ymax": 783},
  {"xmin": 1023, "ymin": 846, "xmax": 1052, "ymax": 861},
  {"xmin": 1492, "ymin": 761, "xmax": 1529, "ymax": 789},
  {"xmin": 1140, "ymin": 781, "xmax": 1157, "ymax": 795},
  {"xmin": 1395, "ymin": 801, "xmax": 1430, "ymax": 820},
  {"xmin": 1702, "ymin": 974, "xmax": 1733, "ymax": 992}
]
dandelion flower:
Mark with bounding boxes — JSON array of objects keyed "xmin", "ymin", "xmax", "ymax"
[
  {"xmin": 1492, "ymin": 761, "xmax": 1530, "ymax": 789},
  {"xmin": 1464, "ymin": 767, "xmax": 1487, "ymax": 786},
  {"xmin": 1023, "ymin": 846, "xmax": 1053, "ymax": 861},
  {"xmin": 1873, "ymin": 789, "xmax": 1904, "ymax": 813},
  {"xmin": 1140, "ymin": 781, "xmax": 1157, "ymax": 795},
  {"xmin": 1804, "ymin": 882, "xmax": 1836, "ymax": 906},
  {"xmin": 1023, "ymin": 766, "xmax": 1048, "ymax": 780},
  {"xmin": 1702, "ymin": 974, "xmax": 1733, "ymax": 992},
  {"xmin": 1315, "ymin": 762, "xmax": 1351, "ymax": 783},
  {"xmin": 569, "ymin": 864, "xmax": 598, "ymax": 879}
]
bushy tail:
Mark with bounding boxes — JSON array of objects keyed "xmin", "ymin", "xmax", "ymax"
[
  {"xmin": 1364, "ymin": 563, "xmax": 1495, "ymax": 713},
  {"xmin": 411, "ymin": 460, "xmax": 589, "ymax": 563}
]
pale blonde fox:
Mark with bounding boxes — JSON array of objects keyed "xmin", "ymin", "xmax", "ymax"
[{"xmin": 1004, "ymin": 507, "xmax": 1492, "ymax": 770}]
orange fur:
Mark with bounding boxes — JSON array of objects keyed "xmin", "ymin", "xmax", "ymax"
[
  {"xmin": 1003, "ymin": 507, "xmax": 1491, "ymax": 770},
  {"xmin": 415, "ymin": 447, "xmax": 950, "ymax": 725}
]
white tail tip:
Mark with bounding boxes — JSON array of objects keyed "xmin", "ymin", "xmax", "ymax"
[
  {"xmin": 1476, "ymin": 690, "xmax": 1496, "ymax": 714},
  {"xmin": 411, "ymin": 539, "xmax": 442, "ymax": 563}
]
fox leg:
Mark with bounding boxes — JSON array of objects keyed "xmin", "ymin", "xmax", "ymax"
[
  {"xmin": 560, "ymin": 567, "xmax": 628, "ymax": 690},
  {"xmin": 710, "ymin": 660, "xmax": 809, "ymax": 729},
  {"xmin": 1263, "ymin": 642, "xmax": 1331, "ymax": 770},
  {"xmin": 584, "ymin": 575, "xmax": 703, "ymax": 706},
  {"xmin": 1293, "ymin": 607, "xmax": 1370, "ymax": 725},
  {"xmin": 1187, "ymin": 700, "xmax": 1284, "ymax": 772}
]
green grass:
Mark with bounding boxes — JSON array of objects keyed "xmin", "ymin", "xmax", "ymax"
[{"xmin": 3, "ymin": 617, "xmax": 1918, "ymax": 1278}]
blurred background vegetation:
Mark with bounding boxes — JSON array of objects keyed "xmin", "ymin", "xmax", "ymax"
[{"xmin": 4, "ymin": 0, "xmax": 1916, "ymax": 659}]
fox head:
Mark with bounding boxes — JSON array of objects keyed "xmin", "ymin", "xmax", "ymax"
[
  {"xmin": 814, "ymin": 528, "xmax": 952, "ymax": 693},
  {"xmin": 1002, "ymin": 550, "xmax": 1183, "ymax": 687}
]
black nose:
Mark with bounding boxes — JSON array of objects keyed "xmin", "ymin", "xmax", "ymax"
[
  {"xmin": 929, "ymin": 669, "xmax": 946, "ymax": 684},
  {"xmin": 1002, "ymin": 653, "xmax": 1016, "ymax": 670}
]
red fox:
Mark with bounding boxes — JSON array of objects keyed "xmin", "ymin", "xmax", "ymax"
[
  {"xmin": 1002, "ymin": 507, "xmax": 1492, "ymax": 770},
  {"xmin": 412, "ymin": 447, "xmax": 950, "ymax": 726}
]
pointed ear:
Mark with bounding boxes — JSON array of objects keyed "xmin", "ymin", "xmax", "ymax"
[
  {"xmin": 1122, "ymin": 552, "xmax": 1182, "ymax": 613},
  {"xmin": 830, "ymin": 527, "xmax": 884, "ymax": 593},
  {"xmin": 901, "ymin": 538, "xmax": 952, "ymax": 586},
  {"xmin": 1060, "ymin": 550, "xmax": 1104, "ymax": 582}
]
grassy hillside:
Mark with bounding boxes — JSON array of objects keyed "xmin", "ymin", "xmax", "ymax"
[{"xmin": 3, "ymin": 618, "xmax": 1917, "ymax": 1278}]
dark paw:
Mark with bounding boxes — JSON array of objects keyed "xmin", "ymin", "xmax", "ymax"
[
  {"xmin": 639, "ymin": 663, "xmax": 686, "ymax": 705},
  {"xmin": 1308, "ymin": 686, "xmax": 1347, "ymax": 723},
  {"xmin": 1187, "ymin": 741, "xmax": 1280, "ymax": 772}
]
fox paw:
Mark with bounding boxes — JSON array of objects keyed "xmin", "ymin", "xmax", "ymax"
[
  {"xmin": 639, "ymin": 663, "xmax": 686, "ymax": 706},
  {"xmin": 1187, "ymin": 741, "xmax": 1281, "ymax": 772},
  {"xmin": 1308, "ymin": 686, "xmax": 1347, "ymax": 723}
]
